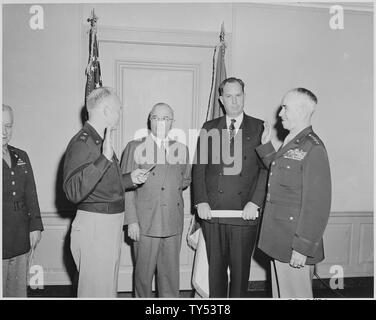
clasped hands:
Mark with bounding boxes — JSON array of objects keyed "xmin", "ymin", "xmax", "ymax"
[{"xmin": 196, "ymin": 202, "xmax": 259, "ymax": 221}]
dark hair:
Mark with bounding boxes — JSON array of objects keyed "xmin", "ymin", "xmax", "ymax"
[
  {"xmin": 291, "ymin": 88, "xmax": 318, "ymax": 105},
  {"xmin": 218, "ymin": 77, "xmax": 245, "ymax": 96}
]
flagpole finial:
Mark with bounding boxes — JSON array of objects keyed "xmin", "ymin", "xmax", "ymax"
[
  {"xmin": 220, "ymin": 22, "xmax": 225, "ymax": 43},
  {"xmin": 87, "ymin": 8, "xmax": 99, "ymax": 26}
]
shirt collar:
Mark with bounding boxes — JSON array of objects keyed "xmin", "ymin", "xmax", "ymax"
[
  {"xmin": 150, "ymin": 133, "xmax": 169, "ymax": 148},
  {"xmin": 226, "ymin": 112, "xmax": 244, "ymax": 128},
  {"xmin": 290, "ymin": 126, "xmax": 313, "ymax": 144}
]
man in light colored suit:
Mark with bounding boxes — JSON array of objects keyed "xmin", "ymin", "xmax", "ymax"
[{"xmin": 121, "ymin": 103, "xmax": 191, "ymax": 297}]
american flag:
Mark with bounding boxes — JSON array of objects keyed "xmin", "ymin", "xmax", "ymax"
[
  {"xmin": 206, "ymin": 22, "xmax": 227, "ymax": 121},
  {"xmin": 85, "ymin": 10, "xmax": 102, "ymax": 112}
]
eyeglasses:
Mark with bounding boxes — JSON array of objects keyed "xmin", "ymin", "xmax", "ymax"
[{"xmin": 149, "ymin": 116, "xmax": 174, "ymax": 122}]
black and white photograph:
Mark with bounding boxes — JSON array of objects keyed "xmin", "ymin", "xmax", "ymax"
[{"xmin": 1, "ymin": 0, "xmax": 374, "ymax": 303}]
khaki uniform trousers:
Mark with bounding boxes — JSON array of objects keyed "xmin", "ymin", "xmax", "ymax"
[
  {"xmin": 70, "ymin": 210, "xmax": 124, "ymax": 298},
  {"xmin": 271, "ymin": 259, "xmax": 314, "ymax": 298},
  {"xmin": 2, "ymin": 251, "xmax": 29, "ymax": 297}
]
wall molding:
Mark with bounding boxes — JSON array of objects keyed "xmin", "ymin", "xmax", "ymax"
[
  {"xmin": 81, "ymin": 24, "xmax": 232, "ymax": 49},
  {"xmin": 245, "ymin": 2, "xmax": 373, "ymax": 14}
]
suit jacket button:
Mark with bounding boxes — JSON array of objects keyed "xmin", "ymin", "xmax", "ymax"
[
  {"xmin": 219, "ymin": 190, "xmax": 223, "ymax": 193},
  {"xmin": 289, "ymin": 216, "xmax": 294, "ymax": 220},
  {"xmin": 161, "ymin": 187, "xmax": 165, "ymax": 191}
]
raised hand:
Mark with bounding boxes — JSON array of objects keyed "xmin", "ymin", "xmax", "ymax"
[
  {"xmin": 103, "ymin": 127, "xmax": 114, "ymax": 161},
  {"xmin": 261, "ymin": 121, "xmax": 272, "ymax": 145}
]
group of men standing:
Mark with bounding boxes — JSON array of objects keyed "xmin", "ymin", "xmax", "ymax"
[{"xmin": 3, "ymin": 77, "xmax": 331, "ymax": 299}]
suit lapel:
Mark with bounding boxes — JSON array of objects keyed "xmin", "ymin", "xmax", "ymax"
[{"xmin": 9, "ymin": 148, "xmax": 18, "ymax": 169}]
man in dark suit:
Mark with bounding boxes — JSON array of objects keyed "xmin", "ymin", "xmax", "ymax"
[
  {"xmin": 121, "ymin": 103, "xmax": 191, "ymax": 297},
  {"xmin": 192, "ymin": 77, "xmax": 267, "ymax": 297},
  {"xmin": 256, "ymin": 88, "xmax": 331, "ymax": 298},
  {"xmin": 2, "ymin": 104, "xmax": 44, "ymax": 297}
]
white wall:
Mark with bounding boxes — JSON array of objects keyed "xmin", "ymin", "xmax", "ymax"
[
  {"xmin": 3, "ymin": 3, "xmax": 372, "ymax": 214},
  {"xmin": 2, "ymin": 3, "xmax": 373, "ymax": 286},
  {"xmin": 231, "ymin": 4, "xmax": 373, "ymax": 212}
]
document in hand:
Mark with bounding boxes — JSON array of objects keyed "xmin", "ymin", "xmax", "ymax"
[{"xmin": 210, "ymin": 210, "xmax": 243, "ymax": 218}]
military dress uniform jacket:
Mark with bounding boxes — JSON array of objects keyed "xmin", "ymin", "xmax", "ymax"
[
  {"xmin": 63, "ymin": 122, "xmax": 135, "ymax": 214},
  {"xmin": 3, "ymin": 146, "xmax": 44, "ymax": 259},
  {"xmin": 121, "ymin": 135, "xmax": 191, "ymax": 237},
  {"xmin": 192, "ymin": 114, "xmax": 268, "ymax": 226},
  {"xmin": 256, "ymin": 126, "xmax": 331, "ymax": 264}
]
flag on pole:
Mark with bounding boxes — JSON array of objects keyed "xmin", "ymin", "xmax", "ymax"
[
  {"xmin": 84, "ymin": 9, "xmax": 102, "ymax": 117},
  {"xmin": 189, "ymin": 23, "xmax": 228, "ymax": 298},
  {"xmin": 205, "ymin": 22, "xmax": 227, "ymax": 121}
]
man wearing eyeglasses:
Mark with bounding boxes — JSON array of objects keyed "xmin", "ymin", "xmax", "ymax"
[{"xmin": 121, "ymin": 103, "xmax": 191, "ymax": 297}]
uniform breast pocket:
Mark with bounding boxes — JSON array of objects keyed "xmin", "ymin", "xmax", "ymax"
[{"xmin": 278, "ymin": 163, "xmax": 302, "ymax": 188}]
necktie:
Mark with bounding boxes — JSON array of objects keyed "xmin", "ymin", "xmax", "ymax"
[{"xmin": 229, "ymin": 119, "xmax": 236, "ymax": 142}]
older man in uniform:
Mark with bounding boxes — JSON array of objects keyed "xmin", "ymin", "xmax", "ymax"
[
  {"xmin": 121, "ymin": 103, "xmax": 191, "ymax": 297},
  {"xmin": 63, "ymin": 87, "xmax": 149, "ymax": 297},
  {"xmin": 2, "ymin": 104, "xmax": 44, "ymax": 297},
  {"xmin": 256, "ymin": 88, "xmax": 331, "ymax": 298}
]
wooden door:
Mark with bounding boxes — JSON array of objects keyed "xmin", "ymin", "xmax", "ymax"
[{"xmin": 97, "ymin": 26, "xmax": 218, "ymax": 291}]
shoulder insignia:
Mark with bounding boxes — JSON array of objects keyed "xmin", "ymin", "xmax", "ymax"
[
  {"xmin": 308, "ymin": 133, "xmax": 321, "ymax": 145},
  {"xmin": 78, "ymin": 131, "xmax": 90, "ymax": 143}
]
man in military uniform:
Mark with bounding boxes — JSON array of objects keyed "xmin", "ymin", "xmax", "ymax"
[
  {"xmin": 256, "ymin": 88, "xmax": 331, "ymax": 298},
  {"xmin": 63, "ymin": 87, "xmax": 149, "ymax": 297},
  {"xmin": 121, "ymin": 103, "xmax": 191, "ymax": 297},
  {"xmin": 2, "ymin": 104, "xmax": 44, "ymax": 297}
]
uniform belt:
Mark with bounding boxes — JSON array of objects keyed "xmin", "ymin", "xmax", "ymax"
[{"xmin": 78, "ymin": 200, "xmax": 125, "ymax": 214}]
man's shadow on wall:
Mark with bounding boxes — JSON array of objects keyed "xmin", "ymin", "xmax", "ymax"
[{"xmin": 54, "ymin": 105, "xmax": 88, "ymax": 296}]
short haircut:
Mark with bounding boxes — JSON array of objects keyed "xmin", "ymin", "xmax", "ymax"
[
  {"xmin": 149, "ymin": 102, "xmax": 174, "ymax": 119},
  {"xmin": 219, "ymin": 77, "xmax": 245, "ymax": 96},
  {"xmin": 290, "ymin": 88, "xmax": 318, "ymax": 105},
  {"xmin": 2, "ymin": 104, "xmax": 14, "ymax": 122},
  {"xmin": 86, "ymin": 87, "xmax": 116, "ymax": 111}
]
